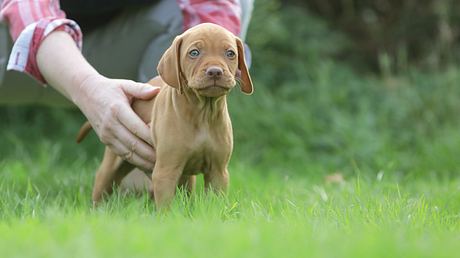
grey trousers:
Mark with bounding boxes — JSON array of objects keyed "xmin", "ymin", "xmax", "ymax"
[{"xmin": 0, "ymin": 0, "xmax": 253, "ymax": 107}]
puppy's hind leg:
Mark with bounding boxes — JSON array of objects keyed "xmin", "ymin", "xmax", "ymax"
[
  {"xmin": 92, "ymin": 148, "xmax": 134, "ymax": 205},
  {"xmin": 178, "ymin": 175, "xmax": 196, "ymax": 197}
]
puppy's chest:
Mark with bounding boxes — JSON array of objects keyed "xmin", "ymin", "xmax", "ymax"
[{"xmin": 183, "ymin": 126, "xmax": 232, "ymax": 174}]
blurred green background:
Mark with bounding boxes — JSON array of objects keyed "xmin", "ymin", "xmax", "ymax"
[{"xmin": 2, "ymin": 0, "xmax": 460, "ymax": 179}]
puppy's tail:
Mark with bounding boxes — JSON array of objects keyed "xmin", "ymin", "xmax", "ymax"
[{"xmin": 76, "ymin": 121, "xmax": 92, "ymax": 143}]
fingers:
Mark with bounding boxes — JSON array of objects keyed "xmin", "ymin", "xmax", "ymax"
[
  {"xmin": 114, "ymin": 121, "xmax": 156, "ymax": 163},
  {"xmin": 107, "ymin": 139, "xmax": 154, "ymax": 171},
  {"xmin": 122, "ymin": 80, "xmax": 160, "ymax": 100},
  {"xmin": 117, "ymin": 103, "xmax": 154, "ymax": 146},
  {"xmin": 100, "ymin": 118, "xmax": 155, "ymax": 170},
  {"xmin": 97, "ymin": 101, "xmax": 155, "ymax": 169}
]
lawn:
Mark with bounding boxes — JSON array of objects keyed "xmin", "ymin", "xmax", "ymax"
[{"xmin": 0, "ymin": 109, "xmax": 459, "ymax": 257}]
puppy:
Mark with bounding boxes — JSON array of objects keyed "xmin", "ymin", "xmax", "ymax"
[{"xmin": 77, "ymin": 23, "xmax": 253, "ymax": 208}]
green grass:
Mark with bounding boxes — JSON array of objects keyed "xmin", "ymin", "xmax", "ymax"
[{"xmin": 0, "ymin": 124, "xmax": 459, "ymax": 257}]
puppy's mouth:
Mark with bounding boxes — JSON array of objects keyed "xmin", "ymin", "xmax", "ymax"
[{"xmin": 196, "ymin": 82, "xmax": 232, "ymax": 97}]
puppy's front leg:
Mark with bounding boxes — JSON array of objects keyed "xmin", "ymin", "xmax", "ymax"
[
  {"xmin": 151, "ymin": 163, "xmax": 184, "ymax": 208},
  {"xmin": 204, "ymin": 167, "xmax": 229, "ymax": 194}
]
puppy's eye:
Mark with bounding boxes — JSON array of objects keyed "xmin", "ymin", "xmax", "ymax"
[
  {"xmin": 226, "ymin": 50, "xmax": 236, "ymax": 59},
  {"xmin": 189, "ymin": 49, "xmax": 200, "ymax": 58}
]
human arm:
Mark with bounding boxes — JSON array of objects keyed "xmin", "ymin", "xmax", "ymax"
[{"xmin": 1, "ymin": 0, "xmax": 157, "ymax": 170}]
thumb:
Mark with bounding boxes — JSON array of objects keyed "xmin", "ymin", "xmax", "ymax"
[{"xmin": 122, "ymin": 81, "xmax": 160, "ymax": 100}]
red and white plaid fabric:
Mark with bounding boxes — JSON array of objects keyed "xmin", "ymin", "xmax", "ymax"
[
  {"xmin": 178, "ymin": 0, "xmax": 241, "ymax": 35},
  {"xmin": 0, "ymin": 0, "xmax": 241, "ymax": 84}
]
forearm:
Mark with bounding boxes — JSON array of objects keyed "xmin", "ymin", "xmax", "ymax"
[{"xmin": 36, "ymin": 31, "xmax": 98, "ymax": 104}]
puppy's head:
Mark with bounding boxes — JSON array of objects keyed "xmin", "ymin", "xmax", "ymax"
[{"xmin": 157, "ymin": 23, "xmax": 253, "ymax": 97}]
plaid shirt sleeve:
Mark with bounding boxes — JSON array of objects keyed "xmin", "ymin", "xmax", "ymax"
[
  {"xmin": 177, "ymin": 0, "xmax": 241, "ymax": 36},
  {"xmin": 0, "ymin": 0, "xmax": 82, "ymax": 84}
]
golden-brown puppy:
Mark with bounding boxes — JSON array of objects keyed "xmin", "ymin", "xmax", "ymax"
[{"xmin": 77, "ymin": 23, "xmax": 253, "ymax": 208}]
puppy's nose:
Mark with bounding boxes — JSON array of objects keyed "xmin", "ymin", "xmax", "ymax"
[{"xmin": 206, "ymin": 66, "xmax": 223, "ymax": 79}]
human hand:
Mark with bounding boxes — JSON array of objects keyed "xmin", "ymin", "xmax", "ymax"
[{"xmin": 73, "ymin": 74, "xmax": 160, "ymax": 170}]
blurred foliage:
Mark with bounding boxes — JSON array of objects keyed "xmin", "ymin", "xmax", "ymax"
[
  {"xmin": 285, "ymin": 0, "xmax": 460, "ymax": 72},
  {"xmin": 228, "ymin": 0, "xmax": 460, "ymax": 176}
]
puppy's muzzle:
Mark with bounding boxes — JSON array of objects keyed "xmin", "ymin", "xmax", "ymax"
[
  {"xmin": 206, "ymin": 66, "xmax": 223, "ymax": 79},
  {"xmin": 196, "ymin": 66, "xmax": 234, "ymax": 97}
]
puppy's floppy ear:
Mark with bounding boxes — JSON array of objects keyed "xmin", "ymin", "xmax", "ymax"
[
  {"xmin": 236, "ymin": 37, "xmax": 254, "ymax": 95},
  {"xmin": 157, "ymin": 35, "xmax": 184, "ymax": 93}
]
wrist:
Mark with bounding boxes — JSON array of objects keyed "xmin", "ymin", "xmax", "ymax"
[{"xmin": 71, "ymin": 72, "xmax": 103, "ymax": 108}]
